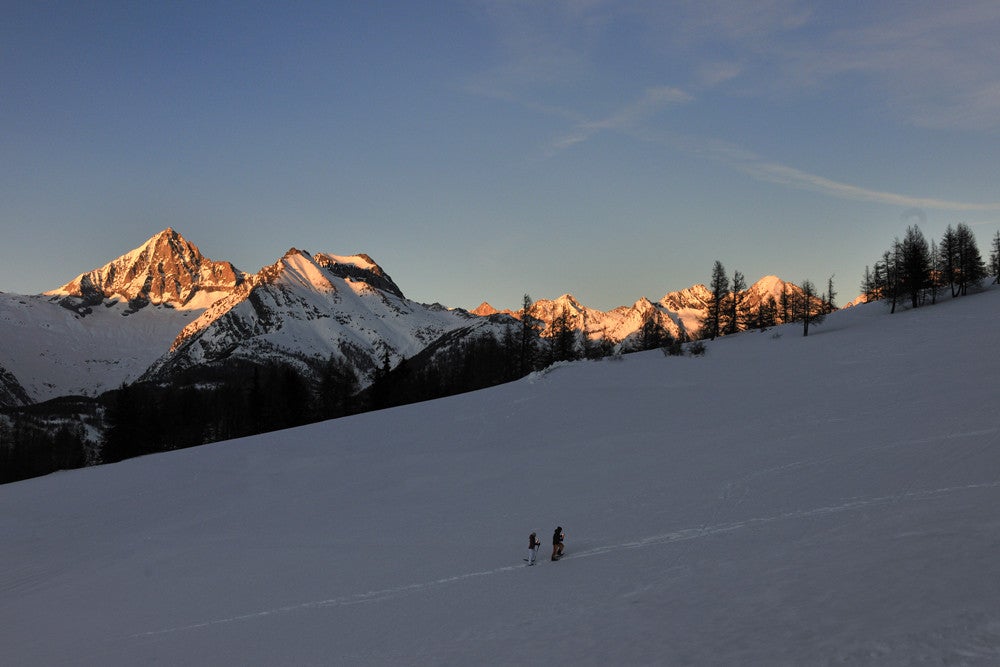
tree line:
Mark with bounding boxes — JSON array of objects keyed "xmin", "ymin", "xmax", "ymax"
[
  {"xmin": 700, "ymin": 261, "xmax": 834, "ymax": 339},
  {"xmin": 861, "ymin": 224, "xmax": 999, "ymax": 313},
  {"xmin": 1, "ymin": 356, "xmax": 361, "ymax": 480}
]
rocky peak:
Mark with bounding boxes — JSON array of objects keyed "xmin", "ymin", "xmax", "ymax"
[
  {"xmin": 660, "ymin": 284, "xmax": 712, "ymax": 312},
  {"xmin": 631, "ymin": 296, "xmax": 658, "ymax": 314},
  {"xmin": 47, "ymin": 228, "xmax": 245, "ymax": 310},
  {"xmin": 314, "ymin": 253, "xmax": 404, "ymax": 299},
  {"xmin": 471, "ymin": 302, "xmax": 499, "ymax": 317}
]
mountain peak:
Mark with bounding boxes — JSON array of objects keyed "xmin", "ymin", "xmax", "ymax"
[
  {"xmin": 313, "ymin": 253, "xmax": 404, "ymax": 299},
  {"xmin": 46, "ymin": 228, "xmax": 246, "ymax": 310},
  {"xmin": 471, "ymin": 302, "xmax": 499, "ymax": 317}
]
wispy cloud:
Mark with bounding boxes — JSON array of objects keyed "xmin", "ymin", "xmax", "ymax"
[
  {"xmin": 473, "ymin": 1, "xmax": 1000, "ymax": 131},
  {"xmin": 468, "ymin": 1, "xmax": 1000, "ymax": 212},
  {"xmin": 623, "ymin": 1, "xmax": 1000, "ymax": 131},
  {"xmin": 485, "ymin": 81, "xmax": 1000, "ymax": 212},
  {"xmin": 672, "ymin": 133, "xmax": 1000, "ymax": 211},
  {"xmin": 549, "ymin": 86, "xmax": 692, "ymax": 154},
  {"xmin": 731, "ymin": 158, "xmax": 1000, "ymax": 211},
  {"xmin": 708, "ymin": 1, "xmax": 1000, "ymax": 131}
]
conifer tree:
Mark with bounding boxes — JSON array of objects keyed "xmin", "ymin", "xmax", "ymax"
[
  {"xmin": 880, "ymin": 242, "xmax": 903, "ymax": 313},
  {"xmin": 990, "ymin": 230, "xmax": 1000, "ymax": 284},
  {"xmin": 940, "ymin": 225, "xmax": 959, "ymax": 297},
  {"xmin": 701, "ymin": 260, "xmax": 729, "ymax": 340},
  {"xmin": 725, "ymin": 270, "xmax": 746, "ymax": 335},
  {"xmin": 779, "ymin": 283, "xmax": 792, "ymax": 323},
  {"xmin": 102, "ymin": 383, "xmax": 146, "ymax": 463},
  {"xmin": 519, "ymin": 294, "xmax": 541, "ymax": 374},
  {"xmin": 755, "ymin": 295, "xmax": 778, "ymax": 331},
  {"xmin": 870, "ymin": 261, "xmax": 886, "ymax": 301},
  {"xmin": 796, "ymin": 279, "xmax": 825, "ymax": 336},
  {"xmin": 900, "ymin": 225, "xmax": 931, "ymax": 308},
  {"xmin": 318, "ymin": 355, "xmax": 358, "ymax": 418},
  {"xmin": 928, "ymin": 239, "xmax": 942, "ymax": 304},
  {"xmin": 637, "ymin": 310, "xmax": 672, "ymax": 351},
  {"xmin": 955, "ymin": 223, "xmax": 987, "ymax": 295},
  {"xmin": 547, "ymin": 306, "xmax": 579, "ymax": 363},
  {"xmin": 860, "ymin": 266, "xmax": 874, "ymax": 302}
]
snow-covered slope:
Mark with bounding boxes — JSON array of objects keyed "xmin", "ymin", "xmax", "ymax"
[
  {"xmin": 0, "ymin": 359, "xmax": 31, "ymax": 407},
  {"xmin": 3, "ymin": 286, "xmax": 1000, "ymax": 665},
  {"xmin": 0, "ymin": 291, "xmax": 200, "ymax": 402}
]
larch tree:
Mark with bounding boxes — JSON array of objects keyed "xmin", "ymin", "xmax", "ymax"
[
  {"xmin": 900, "ymin": 225, "xmax": 931, "ymax": 308},
  {"xmin": 702, "ymin": 260, "xmax": 729, "ymax": 340},
  {"xmin": 990, "ymin": 230, "xmax": 1000, "ymax": 284},
  {"xmin": 725, "ymin": 270, "xmax": 746, "ymax": 335},
  {"xmin": 955, "ymin": 223, "xmax": 987, "ymax": 295},
  {"xmin": 519, "ymin": 293, "xmax": 541, "ymax": 374},
  {"xmin": 825, "ymin": 275, "xmax": 837, "ymax": 313},
  {"xmin": 796, "ymin": 279, "xmax": 826, "ymax": 337}
]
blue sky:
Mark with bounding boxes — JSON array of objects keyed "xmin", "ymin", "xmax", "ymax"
[{"xmin": 3, "ymin": 1, "xmax": 999, "ymax": 311}]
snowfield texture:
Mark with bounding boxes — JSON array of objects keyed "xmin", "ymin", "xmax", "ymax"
[
  {"xmin": 0, "ymin": 292, "xmax": 199, "ymax": 400},
  {"xmin": 3, "ymin": 286, "xmax": 1000, "ymax": 665}
]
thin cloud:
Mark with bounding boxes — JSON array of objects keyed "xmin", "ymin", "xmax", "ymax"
[
  {"xmin": 726, "ymin": 154, "xmax": 1000, "ymax": 212},
  {"xmin": 663, "ymin": 132, "xmax": 1000, "ymax": 211},
  {"xmin": 759, "ymin": 3, "xmax": 1000, "ymax": 131},
  {"xmin": 490, "ymin": 80, "xmax": 1000, "ymax": 211},
  {"xmin": 469, "ymin": 2, "xmax": 1000, "ymax": 210},
  {"xmin": 548, "ymin": 86, "xmax": 692, "ymax": 155}
]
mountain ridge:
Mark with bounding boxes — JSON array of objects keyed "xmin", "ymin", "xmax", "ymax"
[
  {"xmin": 141, "ymin": 245, "xmax": 500, "ymax": 387},
  {"xmin": 1, "ymin": 228, "xmax": 825, "ymax": 406}
]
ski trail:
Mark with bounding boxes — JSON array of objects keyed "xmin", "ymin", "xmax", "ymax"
[
  {"xmin": 130, "ymin": 564, "xmax": 527, "ymax": 638},
  {"xmin": 131, "ymin": 479, "xmax": 1000, "ymax": 639},
  {"xmin": 572, "ymin": 480, "xmax": 1000, "ymax": 561}
]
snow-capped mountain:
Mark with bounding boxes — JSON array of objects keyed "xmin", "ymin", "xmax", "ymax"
[
  {"xmin": 657, "ymin": 282, "xmax": 714, "ymax": 332},
  {"xmin": 0, "ymin": 228, "xmax": 819, "ymax": 407},
  {"xmin": 473, "ymin": 276, "xmax": 810, "ymax": 350},
  {"xmin": 529, "ymin": 294, "xmax": 684, "ymax": 347},
  {"xmin": 0, "ymin": 230, "xmax": 521, "ymax": 405},
  {"xmin": 141, "ymin": 247, "xmax": 507, "ymax": 386},
  {"xmin": 0, "ymin": 229, "xmax": 249, "ymax": 404}
]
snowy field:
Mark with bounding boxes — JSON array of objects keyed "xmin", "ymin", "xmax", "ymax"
[
  {"xmin": 3, "ymin": 287, "xmax": 1000, "ymax": 665},
  {"xmin": 0, "ymin": 293, "xmax": 198, "ymax": 401}
]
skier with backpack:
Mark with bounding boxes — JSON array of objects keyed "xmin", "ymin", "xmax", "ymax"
[
  {"xmin": 551, "ymin": 526, "xmax": 565, "ymax": 561},
  {"xmin": 526, "ymin": 532, "xmax": 541, "ymax": 565}
]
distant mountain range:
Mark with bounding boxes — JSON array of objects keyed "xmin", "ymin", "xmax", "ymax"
[
  {"xmin": 0, "ymin": 229, "xmax": 813, "ymax": 407},
  {"xmin": 474, "ymin": 274, "xmax": 805, "ymax": 345}
]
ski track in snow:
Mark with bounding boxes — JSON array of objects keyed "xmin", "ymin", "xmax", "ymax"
[{"xmin": 130, "ymin": 478, "xmax": 1000, "ymax": 641}]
